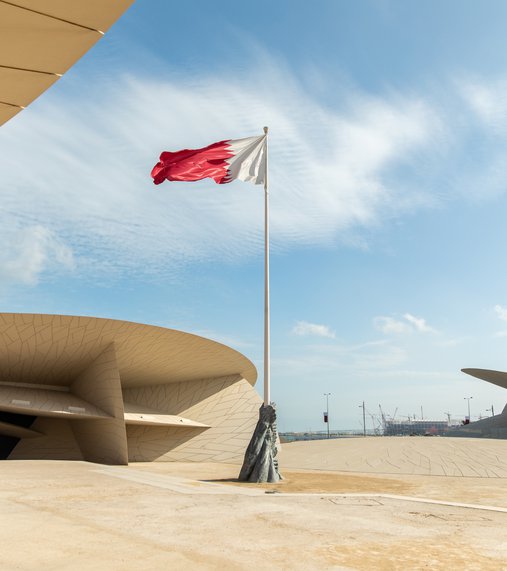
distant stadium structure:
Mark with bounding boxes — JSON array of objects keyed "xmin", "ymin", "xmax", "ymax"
[
  {"xmin": 0, "ymin": 314, "xmax": 261, "ymax": 464},
  {"xmin": 383, "ymin": 419, "xmax": 450, "ymax": 436}
]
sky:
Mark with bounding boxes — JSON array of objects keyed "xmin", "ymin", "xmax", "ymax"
[{"xmin": 3, "ymin": 0, "xmax": 507, "ymax": 431}]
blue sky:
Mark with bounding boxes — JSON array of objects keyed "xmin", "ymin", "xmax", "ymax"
[{"xmin": 3, "ymin": 0, "xmax": 507, "ymax": 430}]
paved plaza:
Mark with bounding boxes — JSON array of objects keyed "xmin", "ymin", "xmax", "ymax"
[
  {"xmin": 2, "ymin": 438, "xmax": 507, "ymax": 570},
  {"xmin": 280, "ymin": 436, "xmax": 507, "ymax": 477}
]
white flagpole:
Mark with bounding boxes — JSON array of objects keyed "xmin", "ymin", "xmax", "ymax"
[{"xmin": 263, "ymin": 126, "xmax": 270, "ymax": 406}]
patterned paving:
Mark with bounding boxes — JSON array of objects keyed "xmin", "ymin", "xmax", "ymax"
[{"xmin": 280, "ymin": 436, "xmax": 507, "ymax": 478}]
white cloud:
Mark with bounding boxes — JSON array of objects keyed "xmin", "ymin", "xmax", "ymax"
[
  {"xmin": 374, "ymin": 313, "xmax": 436, "ymax": 335},
  {"xmin": 273, "ymin": 338, "xmax": 407, "ymax": 377},
  {"xmin": 373, "ymin": 316, "xmax": 410, "ymax": 334},
  {"xmin": 451, "ymin": 75, "xmax": 507, "ymax": 203},
  {"xmin": 292, "ymin": 320, "xmax": 336, "ymax": 339},
  {"xmin": 437, "ymin": 337, "xmax": 467, "ymax": 348},
  {"xmin": 403, "ymin": 313, "xmax": 436, "ymax": 333},
  {"xmin": 0, "ymin": 59, "xmax": 440, "ymax": 280},
  {"xmin": 0, "ymin": 225, "xmax": 74, "ymax": 287},
  {"xmin": 493, "ymin": 305, "xmax": 507, "ymax": 337},
  {"xmin": 4, "ymin": 62, "xmax": 507, "ymax": 291},
  {"xmin": 460, "ymin": 78, "xmax": 507, "ymax": 128},
  {"xmin": 494, "ymin": 304, "xmax": 507, "ymax": 322}
]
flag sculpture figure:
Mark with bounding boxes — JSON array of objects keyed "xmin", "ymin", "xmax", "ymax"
[{"xmin": 151, "ymin": 129, "xmax": 282, "ymax": 483}]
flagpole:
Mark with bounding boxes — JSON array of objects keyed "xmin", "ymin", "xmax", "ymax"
[
  {"xmin": 263, "ymin": 126, "xmax": 270, "ymax": 406},
  {"xmin": 238, "ymin": 127, "xmax": 281, "ymax": 482}
]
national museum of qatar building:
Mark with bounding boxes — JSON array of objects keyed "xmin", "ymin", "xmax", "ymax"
[{"xmin": 0, "ymin": 314, "xmax": 261, "ymax": 464}]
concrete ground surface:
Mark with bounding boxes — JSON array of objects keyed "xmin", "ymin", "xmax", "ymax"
[{"xmin": 1, "ymin": 437, "xmax": 507, "ymax": 570}]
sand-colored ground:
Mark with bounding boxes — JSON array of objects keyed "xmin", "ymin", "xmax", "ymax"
[
  {"xmin": 2, "ymin": 437, "xmax": 507, "ymax": 570},
  {"xmin": 279, "ymin": 436, "xmax": 507, "ymax": 477}
]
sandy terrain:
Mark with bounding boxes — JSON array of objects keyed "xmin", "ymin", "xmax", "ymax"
[{"xmin": 2, "ymin": 437, "xmax": 507, "ymax": 570}]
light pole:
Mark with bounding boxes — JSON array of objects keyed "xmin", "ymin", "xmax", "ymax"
[
  {"xmin": 324, "ymin": 393, "xmax": 331, "ymax": 438},
  {"xmin": 359, "ymin": 401, "xmax": 366, "ymax": 436},
  {"xmin": 464, "ymin": 396, "xmax": 473, "ymax": 422}
]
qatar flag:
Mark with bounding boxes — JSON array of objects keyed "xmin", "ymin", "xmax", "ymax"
[{"xmin": 151, "ymin": 135, "xmax": 266, "ymax": 186}]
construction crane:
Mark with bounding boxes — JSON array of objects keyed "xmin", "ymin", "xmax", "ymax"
[{"xmin": 379, "ymin": 404, "xmax": 386, "ymax": 431}]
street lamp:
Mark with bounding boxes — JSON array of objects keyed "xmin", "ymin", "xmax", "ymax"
[
  {"xmin": 323, "ymin": 393, "xmax": 331, "ymax": 438},
  {"xmin": 464, "ymin": 396, "xmax": 473, "ymax": 422},
  {"xmin": 359, "ymin": 401, "xmax": 366, "ymax": 436}
]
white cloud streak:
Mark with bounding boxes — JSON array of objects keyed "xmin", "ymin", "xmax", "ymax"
[
  {"xmin": 494, "ymin": 304, "xmax": 507, "ymax": 322},
  {"xmin": 374, "ymin": 313, "xmax": 436, "ymax": 335},
  {"xmin": 403, "ymin": 313, "xmax": 436, "ymax": 333},
  {"xmin": 273, "ymin": 339, "xmax": 407, "ymax": 378},
  {"xmin": 5, "ymin": 62, "xmax": 507, "ymax": 287},
  {"xmin": 0, "ymin": 59, "xmax": 440, "ymax": 282},
  {"xmin": 292, "ymin": 321, "xmax": 335, "ymax": 339},
  {"xmin": 373, "ymin": 316, "xmax": 410, "ymax": 335},
  {"xmin": 460, "ymin": 78, "xmax": 507, "ymax": 128},
  {"xmin": 0, "ymin": 225, "xmax": 74, "ymax": 287},
  {"xmin": 493, "ymin": 304, "xmax": 507, "ymax": 337}
]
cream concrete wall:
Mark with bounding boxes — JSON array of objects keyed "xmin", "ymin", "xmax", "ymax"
[
  {"xmin": 70, "ymin": 343, "xmax": 128, "ymax": 465},
  {"xmin": 124, "ymin": 376, "xmax": 262, "ymax": 463},
  {"xmin": 9, "ymin": 418, "xmax": 83, "ymax": 461},
  {"xmin": 0, "ymin": 385, "xmax": 110, "ymax": 419},
  {"xmin": 0, "ymin": 314, "xmax": 260, "ymax": 465}
]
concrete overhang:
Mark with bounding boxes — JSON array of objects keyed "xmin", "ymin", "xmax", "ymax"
[
  {"xmin": 461, "ymin": 368, "xmax": 507, "ymax": 390},
  {"xmin": 0, "ymin": 313, "xmax": 257, "ymax": 388},
  {"xmin": 0, "ymin": 0, "xmax": 135, "ymax": 126}
]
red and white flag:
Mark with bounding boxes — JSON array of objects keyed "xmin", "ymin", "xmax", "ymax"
[{"xmin": 151, "ymin": 135, "xmax": 266, "ymax": 186}]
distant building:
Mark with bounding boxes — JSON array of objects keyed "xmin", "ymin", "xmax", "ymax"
[{"xmin": 383, "ymin": 419, "xmax": 449, "ymax": 436}]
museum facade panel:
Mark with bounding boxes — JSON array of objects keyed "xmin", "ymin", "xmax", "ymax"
[{"xmin": 0, "ymin": 314, "xmax": 260, "ymax": 464}]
